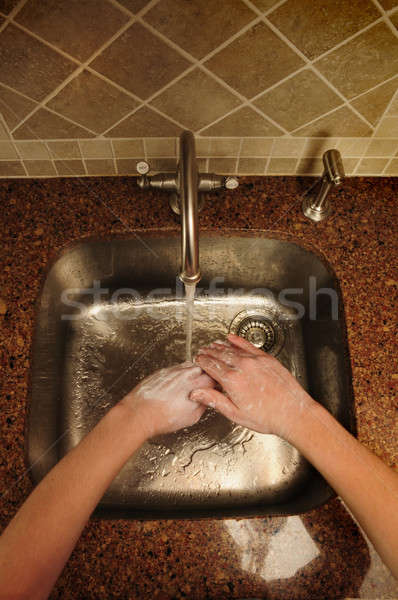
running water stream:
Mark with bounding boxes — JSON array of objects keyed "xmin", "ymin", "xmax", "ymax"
[{"xmin": 184, "ymin": 282, "xmax": 196, "ymax": 361}]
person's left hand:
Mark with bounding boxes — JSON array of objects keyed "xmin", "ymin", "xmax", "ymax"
[{"xmin": 119, "ymin": 362, "xmax": 215, "ymax": 438}]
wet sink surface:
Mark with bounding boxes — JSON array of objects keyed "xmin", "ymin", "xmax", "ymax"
[{"xmin": 28, "ymin": 234, "xmax": 354, "ymax": 518}]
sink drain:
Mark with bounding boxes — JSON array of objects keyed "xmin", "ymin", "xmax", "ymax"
[{"xmin": 229, "ymin": 309, "xmax": 284, "ymax": 355}]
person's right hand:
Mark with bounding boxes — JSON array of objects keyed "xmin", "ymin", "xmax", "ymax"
[{"xmin": 191, "ymin": 334, "xmax": 316, "ymax": 439}]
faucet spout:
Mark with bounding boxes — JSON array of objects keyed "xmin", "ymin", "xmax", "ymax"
[{"xmin": 179, "ymin": 130, "xmax": 201, "ymax": 285}]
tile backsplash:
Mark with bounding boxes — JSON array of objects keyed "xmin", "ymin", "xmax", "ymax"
[{"xmin": 0, "ymin": 0, "xmax": 397, "ymax": 178}]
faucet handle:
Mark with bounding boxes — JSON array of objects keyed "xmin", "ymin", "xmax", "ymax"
[
  {"xmin": 225, "ymin": 176, "xmax": 239, "ymax": 190},
  {"xmin": 136, "ymin": 160, "xmax": 150, "ymax": 175},
  {"xmin": 198, "ymin": 173, "xmax": 239, "ymax": 191}
]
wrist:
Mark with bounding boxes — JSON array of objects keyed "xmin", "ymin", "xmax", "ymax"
[
  {"xmin": 276, "ymin": 392, "xmax": 319, "ymax": 445},
  {"xmin": 107, "ymin": 402, "xmax": 150, "ymax": 451}
]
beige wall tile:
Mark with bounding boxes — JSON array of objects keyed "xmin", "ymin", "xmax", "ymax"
[
  {"xmin": 271, "ymin": 138, "xmax": 305, "ymax": 157},
  {"xmin": 241, "ymin": 138, "xmax": 273, "ymax": 156},
  {"xmin": 55, "ymin": 159, "xmax": 86, "ymax": 176},
  {"xmin": 151, "ymin": 69, "xmax": 241, "ymax": 131},
  {"xmin": 144, "ymin": 0, "xmax": 255, "ymax": 59},
  {"xmin": 202, "ymin": 107, "xmax": 282, "ymax": 137},
  {"xmin": 14, "ymin": 108, "xmax": 94, "ymax": 139},
  {"xmin": 208, "ymin": 138, "xmax": 240, "ymax": 157},
  {"xmin": 112, "ymin": 139, "xmax": 145, "ymax": 158},
  {"xmin": 145, "ymin": 138, "xmax": 176, "ymax": 157},
  {"xmin": 147, "ymin": 158, "xmax": 177, "ymax": 172},
  {"xmin": 0, "ymin": 0, "xmax": 20, "ymax": 15},
  {"xmin": 117, "ymin": 159, "xmax": 144, "ymax": 175},
  {"xmin": 197, "ymin": 158, "xmax": 207, "ymax": 172},
  {"xmin": 384, "ymin": 159, "xmax": 398, "ymax": 175},
  {"xmin": 237, "ymin": 158, "xmax": 266, "ymax": 174},
  {"xmin": 0, "ymin": 85, "xmax": 37, "ymax": 130},
  {"xmin": 302, "ymin": 138, "xmax": 339, "ymax": 157},
  {"xmin": 351, "ymin": 79, "xmax": 398, "ymax": 126},
  {"xmin": 379, "ymin": 0, "xmax": 398, "ymax": 9},
  {"xmin": 388, "ymin": 91, "xmax": 398, "ymax": 116},
  {"xmin": 365, "ymin": 140, "xmax": 398, "ymax": 156},
  {"xmin": 0, "ymin": 25, "xmax": 75, "ymax": 101},
  {"xmin": 0, "ymin": 121, "xmax": 9, "ymax": 139},
  {"xmin": 294, "ymin": 107, "xmax": 372, "ymax": 137},
  {"xmin": 47, "ymin": 141, "xmax": 81, "ymax": 159},
  {"xmin": 79, "ymin": 140, "xmax": 113, "ymax": 159},
  {"xmin": 0, "ymin": 141, "xmax": 17, "ymax": 159},
  {"xmin": 205, "ymin": 22, "xmax": 304, "ymax": 98},
  {"xmin": 116, "ymin": 0, "xmax": 151, "ymax": 13},
  {"xmin": 15, "ymin": 141, "xmax": 50, "ymax": 159},
  {"xmin": 85, "ymin": 159, "xmax": 116, "ymax": 175},
  {"xmin": 267, "ymin": 158, "xmax": 297, "ymax": 174},
  {"xmin": 48, "ymin": 70, "xmax": 138, "ymax": 134},
  {"xmin": 356, "ymin": 158, "xmax": 389, "ymax": 174},
  {"xmin": 91, "ymin": 22, "xmax": 190, "ymax": 99},
  {"xmin": 251, "ymin": 0, "xmax": 283, "ymax": 11},
  {"xmin": 341, "ymin": 158, "xmax": 359, "ymax": 174},
  {"xmin": 107, "ymin": 107, "xmax": 182, "ymax": 137},
  {"xmin": 16, "ymin": 0, "xmax": 129, "ymax": 62},
  {"xmin": 195, "ymin": 138, "xmax": 212, "ymax": 157},
  {"xmin": 255, "ymin": 70, "xmax": 341, "ymax": 132},
  {"xmin": 208, "ymin": 158, "xmax": 236, "ymax": 174},
  {"xmin": 268, "ymin": 0, "xmax": 380, "ymax": 60},
  {"xmin": 315, "ymin": 24, "xmax": 398, "ymax": 99},
  {"xmin": 375, "ymin": 117, "xmax": 398, "ymax": 137},
  {"xmin": 24, "ymin": 160, "xmax": 56, "ymax": 176},
  {"xmin": 296, "ymin": 158, "xmax": 323, "ymax": 175},
  {"xmin": 0, "ymin": 160, "xmax": 25, "ymax": 176},
  {"xmin": 336, "ymin": 138, "xmax": 367, "ymax": 156}
]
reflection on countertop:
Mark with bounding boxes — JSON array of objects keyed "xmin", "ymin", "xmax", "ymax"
[{"xmin": 0, "ymin": 175, "xmax": 397, "ymax": 599}]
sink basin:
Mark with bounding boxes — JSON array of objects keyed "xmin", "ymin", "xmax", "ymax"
[{"xmin": 28, "ymin": 233, "xmax": 354, "ymax": 518}]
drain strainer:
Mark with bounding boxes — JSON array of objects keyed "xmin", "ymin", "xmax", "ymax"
[{"xmin": 229, "ymin": 309, "xmax": 284, "ymax": 355}]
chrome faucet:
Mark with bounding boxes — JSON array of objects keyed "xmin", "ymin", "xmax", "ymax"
[
  {"xmin": 137, "ymin": 130, "xmax": 239, "ymax": 284},
  {"xmin": 303, "ymin": 149, "xmax": 345, "ymax": 222}
]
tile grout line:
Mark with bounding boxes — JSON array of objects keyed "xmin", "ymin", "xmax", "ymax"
[
  {"xmin": 234, "ymin": 138, "xmax": 244, "ymax": 173},
  {"xmin": 370, "ymin": 0, "xmax": 398, "ymax": 38},
  {"xmin": 264, "ymin": 139, "xmax": 276, "ymax": 175},
  {"xmin": 0, "ymin": 0, "xmax": 28, "ymax": 35},
  {"xmin": 7, "ymin": 13, "xmax": 140, "ymax": 136},
  {"xmin": 261, "ymin": 14, "xmax": 376, "ymax": 131},
  {"xmin": 77, "ymin": 140, "xmax": 89, "ymax": 176},
  {"xmin": 293, "ymin": 134, "xmax": 311, "ymax": 176},
  {"xmin": 109, "ymin": 136, "xmax": 118, "ymax": 175}
]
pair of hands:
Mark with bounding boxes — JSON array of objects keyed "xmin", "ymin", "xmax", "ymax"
[{"xmin": 120, "ymin": 334, "xmax": 315, "ymax": 441}]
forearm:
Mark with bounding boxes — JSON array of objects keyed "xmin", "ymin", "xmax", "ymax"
[
  {"xmin": 0, "ymin": 403, "xmax": 148, "ymax": 600},
  {"xmin": 288, "ymin": 401, "xmax": 398, "ymax": 578}
]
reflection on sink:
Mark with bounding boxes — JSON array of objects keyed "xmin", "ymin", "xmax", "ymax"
[{"xmin": 28, "ymin": 233, "xmax": 354, "ymax": 518}]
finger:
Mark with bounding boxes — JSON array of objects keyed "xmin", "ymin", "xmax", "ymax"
[
  {"xmin": 227, "ymin": 333, "xmax": 265, "ymax": 356},
  {"xmin": 195, "ymin": 354, "xmax": 232, "ymax": 385},
  {"xmin": 197, "ymin": 346, "xmax": 240, "ymax": 368},
  {"xmin": 190, "ymin": 388, "xmax": 237, "ymax": 421},
  {"xmin": 193, "ymin": 373, "xmax": 216, "ymax": 389}
]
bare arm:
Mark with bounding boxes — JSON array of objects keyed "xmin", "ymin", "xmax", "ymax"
[
  {"xmin": 0, "ymin": 363, "xmax": 214, "ymax": 600},
  {"xmin": 193, "ymin": 334, "xmax": 398, "ymax": 579}
]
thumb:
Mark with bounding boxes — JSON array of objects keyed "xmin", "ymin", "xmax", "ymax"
[{"xmin": 190, "ymin": 388, "xmax": 236, "ymax": 421}]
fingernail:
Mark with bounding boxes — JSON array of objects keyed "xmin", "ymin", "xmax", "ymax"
[{"xmin": 191, "ymin": 390, "xmax": 204, "ymax": 401}]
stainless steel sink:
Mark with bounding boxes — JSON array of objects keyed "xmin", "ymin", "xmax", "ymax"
[{"xmin": 28, "ymin": 233, "xmax": 354, "ymax": 518}]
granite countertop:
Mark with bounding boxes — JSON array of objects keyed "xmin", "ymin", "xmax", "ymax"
[{"xmin": 0, "ymin": 176, "xmax": 397, "ymax": 599}]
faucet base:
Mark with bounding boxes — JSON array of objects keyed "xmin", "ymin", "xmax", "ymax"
[
  {"xmin": 302, "ymin": 196, "xmax": 331, "ymax": 222},
  {"xmin": 170, "ymin": 193, "xmax": 204, "ymax": 215}
]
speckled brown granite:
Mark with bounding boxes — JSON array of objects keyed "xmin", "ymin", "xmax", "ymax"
[{"xmin": 0, "ymin": 176, "xmax": 397, "ymax": 599}]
